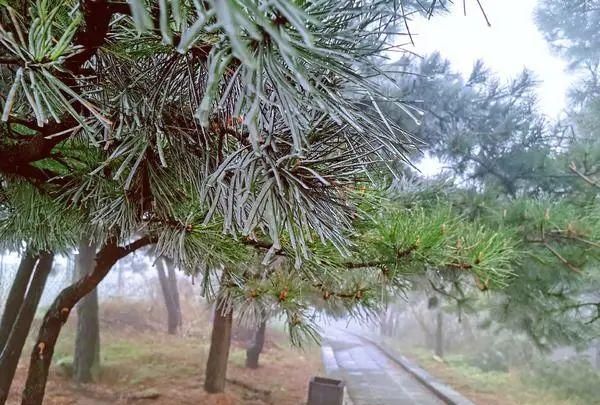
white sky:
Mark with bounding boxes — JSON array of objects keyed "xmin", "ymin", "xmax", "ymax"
[
  {"xmin": 408, "ymin": 0, "xmax": 573, "ymax": 176},
  {"xmin": 407, "ymin": 0, "xmax": 572, "ymax": 118}
]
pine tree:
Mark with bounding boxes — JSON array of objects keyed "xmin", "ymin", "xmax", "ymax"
[
  {"xmin": 374, "ymin": 50, "xmax": 600, "ymax": 347},
  {"xmin": 0, "ymin": 0, "xmax": 513, "ymax": 402}
]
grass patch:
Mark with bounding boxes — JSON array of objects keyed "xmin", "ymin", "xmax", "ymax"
[
  {"xmin": 52, "ymin": 326, "xmax": 208, "ymax": 387},
  {"xmin": 390, "ymin": 343, "xmax": 585, "ymax": 405},
  {"xmin": 523, "ymin": 359, "xmax": 600, "ymax": 405}
]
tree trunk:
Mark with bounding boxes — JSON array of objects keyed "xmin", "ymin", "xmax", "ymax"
[
  {"xmin": 380, "ymin": 308, "xmax": 395, "ymax": 337},
  {"xmin": 245, "ymin": 318, "xmax": 267, "ymax": 369},
  {"xmin": 73, "ymin": 239, "xmax": 100, "ymax": 383},
  {"xmin": 21, "ymin": 237, "xmax": 154, "ymax": 405},
  {"xmin": 117, "ymin": 262, "xmax": 124, "ymax": 296},
  {"xmin": 434, "ymin": 310, "xmax": 444, "ymax": 358},
  {"xmin": 410, "ymin": 307, "xmax": 433, "ymax": 347},
  {"xmin": 204, "ymin": 294, "xmax": 233, "ymax": 393},
  {"xmin": 166, "ymin": 259, "xmax": 182, "ymax": 331},
  {"xmin": 0, "ymin": 252, "xmax": 53, "ymax": 405},
  {"xmin": 0, "ymin": 250, "xmax": 37, "ymax": 352},
  {"xmin": 156, "ymin": 257, "xmax": 181, "ymax": 334}
]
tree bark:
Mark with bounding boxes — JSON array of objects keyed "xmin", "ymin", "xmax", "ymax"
[
  {"xmin": 73, "ymin": 239, "xmax": 100, "ymax": 383},
  {"xmin": 0, "ymin": 252, "xmax": 53, "ymax": 405},
  {"xmin": 0, "ymin": 250, "xmax": 37, "ymax": 352},
  {"xmin": 21, "ymin": 236, "xmax": 154, "ymax": 405},
  {"xmin": 204, "ymin": 294, "xmax": 233, "ymax": 393},
  {"xmin": 245, "ymin": 318, "xmax": 267, "ymax": 369},
  {"xmin": 166, "ymin": 259, "xmax": 182, "ymax": 331},
  {"xmin": 156, "ymin": 257, "xmax": 181, "ymax": 335}
]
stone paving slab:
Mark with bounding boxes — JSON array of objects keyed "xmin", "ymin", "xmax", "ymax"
[
  {"xmin": 357, "ymin": 334, "xmax": 477, "ymax": 405},
  {"xmin": 322, "ymin": 329, "xmax": 445, "ymax": 405}
]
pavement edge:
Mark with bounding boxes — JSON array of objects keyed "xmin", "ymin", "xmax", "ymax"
[{"xmin": 320, "ymin": 344, "xmax": 355, "ymax": 405}]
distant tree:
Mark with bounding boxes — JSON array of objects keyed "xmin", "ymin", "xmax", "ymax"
[
  {"xmin": 536, "ymin": 0, "xmax": 600, "ymax": 104},
  {"xmin": 382, "ymin": 54, "xmax": 573, "ymax": 197},
  {"xmin": 0, "ymin": 250, "xmax": 37, "ymax": 353},
  {"xmin": 155, "ymin": 256, "xmax": 182, "ymax": 335},
  {"xmin": 204, "ymin": 274, "xmax": 234, "ymax": 393},
  {"xmin": 374, "ymin": 48, "xmax": 600, "ymax": 346},
  {"xmin": 245, "ymin": 310, "xmax": 267, "ymax": 369}
]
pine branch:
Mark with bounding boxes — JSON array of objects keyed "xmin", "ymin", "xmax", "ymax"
[
  {"xmin": 547, "ymin": 230, "xmax": 600, "ymax": 249},
  {"xmin": 446, "ymin": 262, "xmax": 473, "ymax": 270},
  {"xmin": 543, "ymin": 242, "xmax": 582, "ymax": 273},
  {"xmin": 0, "ymin": 0, "xmax": 132, "ymax": 185},
  {"xmin": 344, "ymin": 260, "xmax": 390, "ymax": 269},
  {"xmin": 344, "ymin": 245, "xmax": 418, "ymax": 268},
  {"xmin": 429, "ymin": 280, "xmax": 465, "ymax": 302},
  {"xmin": 0, "ymin": 57, "xmax": 20, "ymax": 65},
  {"xmin": 117, "ymin": 235, "xmax": 157, "ymax": 259},
  {"xmin": 63, "ymin": 0, "xmax": 131, "ymax": 74},
  {"xmin": 0, "ymin": 122, "xmax": 79, "ymax": 183}
]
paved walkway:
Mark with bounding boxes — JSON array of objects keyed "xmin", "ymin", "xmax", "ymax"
[{"xmin": 322, "ymin": 329, "xmax": 444, "ymax": 405}]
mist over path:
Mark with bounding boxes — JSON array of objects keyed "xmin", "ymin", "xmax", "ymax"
[{"xmin": 322, "ymin": 328, "xmax": 445, "ymax": 405}]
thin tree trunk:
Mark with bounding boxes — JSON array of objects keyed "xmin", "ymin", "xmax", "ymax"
[
  {"xmin": 380, "ymin": 308, "xmax": 394, "ymax": 337},
  {"xmin": 204, "ymin": 293, "xmax": 233, "ymax": 393},
  {"xmin": 434, "ymin": 310, "xmax": 444, "ymax": 358},
  {"xmin": 166, "ymin": 259, "xmax": 182, "ymax": 331},
  {"xmin": 73, "ymin": 239, "xmax": 100, "ymax": 383},
  {"xmin": 21, "ymin": 237, "xmax": 154, "ymax": 405},
  {"xmin": 117, "ymin": 261, "xmax": 124, "ymax": 296},
  {"xmin": 410, "ymin": 306, "xmax": 433, "ymax": 346},
  {"xmin": 245, "ymin": 317, "xmax": 267, "ymax": 369},
  {"xmin": 156, "ymin": 257, "xmax": 181, "ymax": 334},
  {"xmin": 0, "ymin": 252, "xmax": 53, "ymax": 405},
  {"xmin": 0, "ymin": 250, "xmax": 37, "ymax": 352}
]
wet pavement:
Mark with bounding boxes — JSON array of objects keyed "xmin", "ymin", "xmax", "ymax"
[{"xmin": 322, "ymin": 328, "xmax": 445, "ymax": 405}]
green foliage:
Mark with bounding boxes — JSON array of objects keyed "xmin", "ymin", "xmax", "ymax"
[
  {"xmin": 0, "ymin": 0, "xmax": 438, "ymax": 261},
  {"xmin": 0, "ymin": 1, "xmax": 427, "ymax": 261},
  {"xmin": 0, "ymin": 0, "xmax": 594, "ymax": 352},
  {"xmin": 0, "ymin": 181, "xmax": 82, "ymax": 253},
  {"xmin": 1, "ymin": 0, "xmax": 494, "ymax": 350},
  {"xmin": 0, "ymin": 1, "xmax": 102, "ymax": 128},
  {"xmin": 466, "ymin": 347, "xmax": 509, "ymax": 372},
  {"xmin": 211, "ymin": 193, "xmax": 520, "ymax": 345},
  {"xmin": 372, "ymin": 43, "xmax": 600, "ymax": 346},
  {"xmin": 409, "ymin": 344, "xmax": 598, "ymax": 405}
]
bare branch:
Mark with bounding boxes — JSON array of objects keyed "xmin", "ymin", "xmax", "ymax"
[{"xmin": 569, "ymin": 161, "xmax": 600, "ymax": 188}]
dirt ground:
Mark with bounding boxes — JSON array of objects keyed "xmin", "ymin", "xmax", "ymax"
[{"xmin": 6, "ymin": 299, "xmax": 322, "ymax": 405}]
